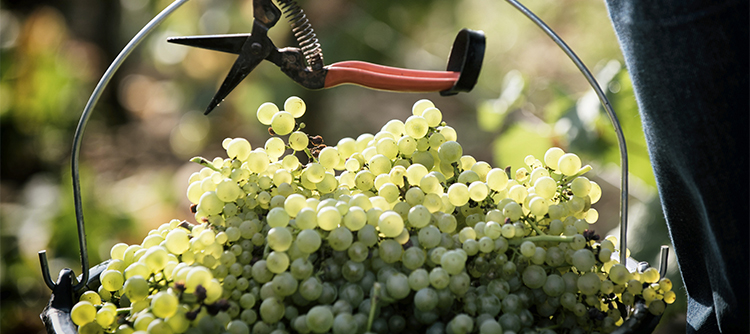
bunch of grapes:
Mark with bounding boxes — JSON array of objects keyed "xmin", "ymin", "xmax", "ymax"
[{"xmin": 69, "ymin": 97, "xmax": 675, "ymax": 334}]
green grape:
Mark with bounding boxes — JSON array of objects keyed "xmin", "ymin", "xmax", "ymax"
[
  {"xmin": 284, "ymin": 96, "xmax": 306, "ymax": 118},
  {"xmin": 589, "ymin": 180, "xmax": 602, "ymax": 204},
  {"xmin": 379, "ymin": 239, "xmax": 403, "ymax": 263},
  {"xmin": 164, "ymin": 228, "xmax": 190, "ymax": 255},
  {"xmin": 378, "ymin": 183, "xmax": 400, "ymax": 203},
  {"xmin": 479, "ymin": 319, "xmax": 502, "ymax": 334},
  {"xmin": 100, "ymin": 269, "xmax": 124, "ymax": 292},
  {"xmin": 95, "ymin": 304, "xmax": 116, "ymax": 328},
  {"xmin": 142, "ymin": 246, "xmax": 169, "ymax": 273},
  {"xmin": 272, "ymin": 272, "xmax": 298, "ymax": 297},
  {"xmin": 266, "ymin": 251, "xmax": 290, "ymax": 273},
  {"xmin": 440, "ymin": 250, "xmax": 465, "ymax": 275},
  {"xmin": 216, "ymin": 179, "xmax": 241, "ymax": 202},
  {"xmin": 306, "ymin": 305, "xmax": 334, "ymax": 333},
  {"xmin": 198, "ymin": 191, "xmax": 224, "ymax": 216},
  {"xmin": 319, "ymin": 147, "xmax": 340, "ymax": 169},
  {"xmin": 252, "ymin": 260, "xmax": 274, "ymax": 284},
  {"xmin": 295, "ymin": 207, "xmax": 318, "ymax": 230},
  {"xmin": 447, "ymin": 183, "xmax": 469, "ymax": 206},
  {"xmin": 267, "ymin": 227, "xmax": 293, "ymax": 252},
  {"xmin": 429, "ymin": 267, "xmax": 450, "ymax": 289},
  {"xmin": 386, "ymin": 272, "xmax": 410, "ymax": 299},
  {"xmin": 296, "ymin": 229, "xmax": 322, "ymax": 253},
  {"xmin": 422, "ymin": 107, "xmax": 442, "ymax": 127},
  {"xmin": 572, "ymin": 249, "xmax": 596, "ymax": 272},
  {"xmin": 79, "ymin": 290, "xmax": 101, "ymax": 305},
  {"xmin": 478, "ymin": 236, "xmax": 494, "ymax": 253},
  {"xmin": 438, "ymin": 141, "xmax": 462, "ymax": 163},
  {"xmin": 271, "ymin": 111, "xmax": 295, "ymax": 135},
  {"xmin": 414, "ymin": 287, "xmax": 438, "ymax": 311},
  {"xmin": 404, "ymin": 115, "xmax": 429, "ymax": 139},
  {"xmin": 122, "ymin": 275, "xmax": 148, "ymax": 301},
  {"xmin": 406, "ymin": 164, "xmax": 428, "ymax": 186},
  {"xmin": 450, "ymin": 314, "xmax": 474, "ymax": 334},
  {"xmin": 408, "ymin": 268, "xmax": 430, "ymax": 291},
  {"xmin": 522, "ymin": 265, "xmax": 547, "ymax": 289},
  {"xmin": 328, "ymin": 227, "xmax": 353, "ymax": 251},
  {"xmin": 534, "ymin": 176, "xmax": 557, "ymax": 200},
  {"xmin": 286, "ymin": 131, "xmax": 308, "ymax": 152},
  {"xmin": 227, "ymin": 320, "xmax": 250, "ymax": 334},
  {"xmin": 257, "ymin": 102, "xmax": 279, "ymax": 125},
  {"xmin": 265, "ymin": 137, "xmax": 286, "ymax": 159},
  {"xmin": 378, "ymin": 211, "xmax": 404, "ymax": 238},
  {"xmin": 485, "ymin": 168, "xmax": 509, "ymax": 191},
  {"xmin": 375, "ymin": 138, "xmax": 399, "ymax": 160},
  {"xmin": 543, "ymin": 274, "xmax": 565, "ymax": 297},
  {"xmin": 558, "ymin": 153, "xmax": 582, "ymax": 176},
  {"xmin": 150, "ymin": 291, "xmax": 178, "ymax": 319},
  {"xmin": 300, "ymin": 276, "xmax": 323, "ymax": 301},
  {"xmin": 332, "ymin": 313, "xmax": 357, "ymax": 334},
  {"xmin": 578, "ymin": 272, "xmax": 602, "ymax": 295},
  {"xmin": 402, "ymin": 247, "xmax": 426, "ymax": 270},
  {"xmin": 317, "ymin": 206, "xmax": 342, "ymax": 231},
  {"xmin": 412, "ymin": 99, "xmax": 435, "ymax": 116},
  {"xmin": 260, "ymin": 297, "xmax": 286, "ymax": 324},
  {"xmin": 71, "ymin": 301, "xmax": 96, "ymax": 326},
  {"xmin": 418, "ymin": 225, "xmax": 441, "ymax": 248},
  {"xmin": 520, "ymin": 241, "xmax": 536, "ymax": 258},
  {"xmin": 343, "ymin": 206, "xmax": 367, "ymax": 231},
  {"xmin": 468, "ymin": 181, "xmax": 489, "ymax": 202}
]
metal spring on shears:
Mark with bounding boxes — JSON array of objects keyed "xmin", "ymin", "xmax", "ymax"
[{"xmin": 276, "ymin": 0, "xmax": 324, "ymax": 70}]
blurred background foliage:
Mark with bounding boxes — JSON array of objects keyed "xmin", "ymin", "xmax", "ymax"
[{"xmin": 0, "ymin": 0, "xmax": 685, "ymax": 332}]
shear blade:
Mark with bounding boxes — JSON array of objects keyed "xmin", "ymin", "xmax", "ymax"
[{"xmin": 166, "ymin": 34, "xmax": 251, "ymax": 55}]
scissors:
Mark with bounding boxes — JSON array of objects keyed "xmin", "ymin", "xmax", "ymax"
[{"xmin": 168, "ymin": 0, "xmax": 485, "ymax": 114}]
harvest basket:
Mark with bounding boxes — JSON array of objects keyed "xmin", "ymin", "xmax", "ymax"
[{"xmin": 38, "ymin": 0, "xmax": 670, "ymax": 333}]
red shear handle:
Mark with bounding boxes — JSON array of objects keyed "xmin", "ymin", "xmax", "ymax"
[{"xmin": 324, "ymin": 61, "xmax": 460, "ymax": 92}]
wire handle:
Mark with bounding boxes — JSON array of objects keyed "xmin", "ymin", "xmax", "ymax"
[
  {"xmin": 39, "ymin": 0, "xmax": 191, "ymax": 292},
  {"xmin": 504, "ymin": 0, "xmax": 631, "ymax": 264}
]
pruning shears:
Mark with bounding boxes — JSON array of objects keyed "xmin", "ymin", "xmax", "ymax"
[{"xmin": 168, "ymin": 0, "xmax": 485, "ymax": 114}]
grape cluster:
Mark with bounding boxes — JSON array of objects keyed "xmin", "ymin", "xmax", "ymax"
[{"xmin": 69, "ymin": 97, "xmax": 674, "ymax": 334}]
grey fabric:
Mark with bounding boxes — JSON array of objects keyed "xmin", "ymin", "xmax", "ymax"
[{"xmin": 604, "ymin": 0, "xmax": 749, "ymax": 332}]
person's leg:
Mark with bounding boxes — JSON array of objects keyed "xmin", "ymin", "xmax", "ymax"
[{"xmin": 604, "ymin": 0, "xmax": 749, "ymax": 332}]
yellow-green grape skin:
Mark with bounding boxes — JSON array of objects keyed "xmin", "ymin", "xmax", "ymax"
[
  {"xmin": 570, "ymin": 176, "xmax": 592, "ymax": 197},
  {"xmin": 284, "ymin": 96, "xmax": 306, "ymax": 118},
  {"xmin": 100, "ymin": 269, "xmax": 124, "ymax": 292},
  {"xmin": 151, "ymin": 291, "xmax": 179, "ymax": 319},
  {"xmin": 486, "ymin": 168, "xmax": 509, "ymax": 191},
  {"xmin": 265, "ymin": 137, "xmax": 286, "ymax": 159},
  {"xmin": 289, "ymin": 131, "xmax": 309, "ymax": 151},
  {"xmin": 438, "ymin": 141, "xmax": 463, "ymax": 163},
  {"xmin": 412, "ymin": 99, "xmax": 435, "ymax": 116},
  {"xmin": 318, "ymin": 147, "xmax": 340, "ymax": 169},
  {"xmin": 544, "ymin": 147, "xmax": 565, "ymax": 170},
  {"xmin": 659, "ymin": 278, "xmax": 673, "ymax": 292},
  {"xmin": 589, "ymin": 181, "xmax": 602, "ymax": 204},
  {"xmin": 558, "ymin": 153, "xmax": 582, "ymax": 176},
  {"xmin": 79, "ymin": 290, "xmax": 101, "ymax": 305},
  {"xmin": 271, "ymin": 111, "xmax": 295, "ymax": 135},
  {"xmin": 71, "ymin": 301, "xmax": 96, "ymax": 326},
  {"xmin": 422, "ymin": 107, "xmax": 442, "ymax": 127},
  {"xmin": 378, "ymin": 211, "xmax": 405, "ymax": 238},
  {"xmin": 227, "ymin": 138, "xmax": 252, "ymax": 161},
  {"xmin": 257, "ymin": 102, "xmax": 279, "ymax": 125},
  {"xmin": 404, "ymin": 115, "xmax": 429, "ymax": 139},
  {"xmin": 439, "ymin": 126, "xmax": 457, "ymax": 141}
]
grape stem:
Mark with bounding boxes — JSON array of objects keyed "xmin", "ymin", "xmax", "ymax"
[
  {"xmin": 524, "ymin": 217, "xmax": 547, "ymax": 236},
  {"xmin": 509, "ymin": 235, "xmax": 575, "ymax": 245},
  {"xmin": 366, "ymin": 283, "xmax": 381, "ymax": 332},
  {"xmin": 115, "ymin": 307, "xmax": 132, "ymax": 315},
  {"xmin": 303, "ymin": 147, "xmax": 316, "ymax": 163},
  {"xmin": 190, "ymin": 157, "xmax": 221, "ymax": 172}
]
